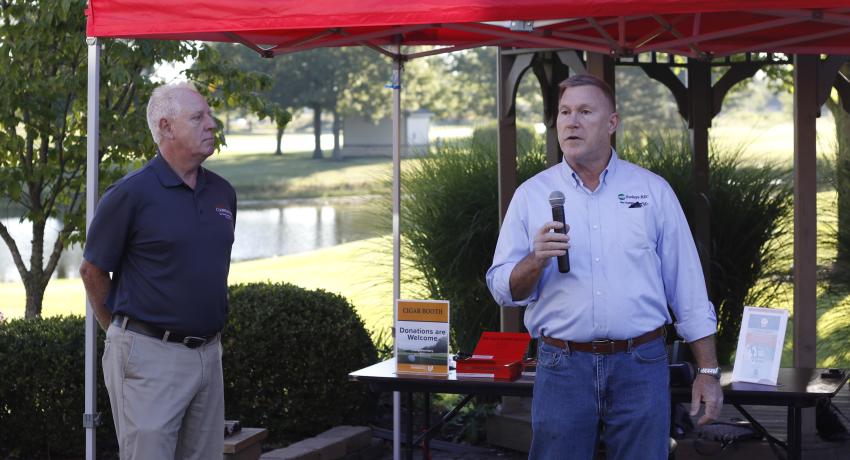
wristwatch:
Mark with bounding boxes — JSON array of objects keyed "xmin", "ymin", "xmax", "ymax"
[{"xmin": 697, "ymin": 367, "xmax": 722, "ymax": 380}]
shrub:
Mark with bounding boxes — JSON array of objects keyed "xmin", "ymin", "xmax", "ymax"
[
  {"xmin": 620, "ymin": 133, "xmax": 793, "ymax": 362},
  {"xmin": 399, "ymin": 139, "xmax": 546, "ymax": 353},
  {"xmin": 0, "ymin": 316, "xmax": 117, "ymax": 459},
  {"xmin": 401, "ymin": 130, "xmax": 790, "ymax": 362},
  {"xmin": 223, "ymin": 282, "xmax": 378, "ymax": 444},
  {"xmin": 0, "ymin": 282, "xmax": 379, "ymax": 457},
  {"xmin": 470, "ymin": 121, "xmax": 540, "ymax": 155}
]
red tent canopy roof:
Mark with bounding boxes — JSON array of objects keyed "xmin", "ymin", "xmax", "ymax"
[{"xmin": 86, "ymin": 1, "xmax": 850, "ymax": 57}]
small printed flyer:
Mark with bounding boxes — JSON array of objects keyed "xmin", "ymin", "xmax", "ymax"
[
  {"xmin": 731, "ymin": 306, "xmax": 788, "ymax": 386},
  {"xmin": 395, "ymin": 299, "xmax": 450, "ymax": 376}
]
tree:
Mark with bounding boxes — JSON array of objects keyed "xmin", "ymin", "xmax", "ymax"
[
  {"xmin": 444, "ymin": 47, "xmax": 545, "ymax": 123},
  {"xmin": 213, "ymin": 44, "xmax": 457, "ymax": 159},
  {"xmin": 0, "ymin": 0, "xmax": 284, "ymax": 318},
  {"xmin": 213, "ymin": 44, "xmax": 296, "ymax": 155}
]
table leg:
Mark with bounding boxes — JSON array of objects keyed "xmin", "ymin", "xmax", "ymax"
[
  {"xmin": 423, "ymin": 393, "xmax": 431, "ymax": 458},
  {"xmin": 405, "ymin": 392, "xmax": 414, "ymax": 460},
  {"xmin": 787, "ymin": 406, "xmax": 801, "ymax": 460}
]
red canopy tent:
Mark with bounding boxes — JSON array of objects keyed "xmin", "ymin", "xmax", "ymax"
[
  {"xmin": 84, "ymin": 2, "xmax": 850, "ymax": 459},
  {"xmin": 87, "ymin": 1, "xmax": 850, "ymax": 56}
]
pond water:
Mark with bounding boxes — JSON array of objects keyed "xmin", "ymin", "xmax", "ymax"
[{"xmin": 0, "ymin": 199, "xmax": 385, "ymax": 283}]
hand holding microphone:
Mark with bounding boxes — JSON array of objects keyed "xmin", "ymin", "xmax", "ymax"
[
  {"xmin": 530, "ymin": 192, "xmax": 571, "ymax": 273},
  {"xmin": 548, "ymin": 191, "xmax": 571, "ymax": 273}
]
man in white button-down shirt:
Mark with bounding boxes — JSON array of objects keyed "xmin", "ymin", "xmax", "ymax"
[{"xmin": 487, "ymin": 74, "xmax": 723, "ymax": 459}]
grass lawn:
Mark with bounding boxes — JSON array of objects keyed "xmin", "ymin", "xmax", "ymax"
[
  {"xmin": 205, "ymin": 152, "xmax": 391, "ymax": 201},
  {"xmin": 712, "ymin": 111, "xmax": 837, "ymax": 167},
  {"xmin": 203, "ymin": 150, "xmax": 424, "ymax": 201}
]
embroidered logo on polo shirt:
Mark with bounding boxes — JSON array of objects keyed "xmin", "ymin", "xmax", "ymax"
[
  {"xmin": 618, "ymin": 192, "xmax": 650, "ymax": 209},
  {"xmin": 215, "ymin": 206, "xmax": 233, "ymax": 221}
]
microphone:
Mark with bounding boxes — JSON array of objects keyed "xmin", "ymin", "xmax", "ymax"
[{"xmin": 548, "ymin": 191, "xmax": 570, "ymax": 273}]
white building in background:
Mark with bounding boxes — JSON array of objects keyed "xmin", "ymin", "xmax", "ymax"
[{"xmin": 341, "ymin": 109, "xmax": 433, "ymax": 157}]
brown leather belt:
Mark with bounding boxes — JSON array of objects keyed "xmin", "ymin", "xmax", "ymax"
[{"xmin": 540, "ymin": 326, "xmax": 665, "ymax": 354}]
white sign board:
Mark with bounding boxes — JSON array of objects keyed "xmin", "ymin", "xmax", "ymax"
[{"xmin": 731, "ymin": 306, "xmax": 788, "ymax": 386}]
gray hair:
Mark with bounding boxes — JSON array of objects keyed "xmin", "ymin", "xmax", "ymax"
[{"xmin": 146, "ymin": 82, "xmax": 200, "ymax": 145}]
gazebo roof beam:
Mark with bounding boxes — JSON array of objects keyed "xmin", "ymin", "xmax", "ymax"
[
  {"xmin": 557, "ymin": 16, "xmax": 629, "ymax": 33},
  {"xmin": 763, "ymin": 8, "xmax": 850, "ymax": 27},
  {"xmin": 359, "ymin": 41, "xmax": 401, "ymax": 60},
  {"xmin": 549, "ymin": 30, "xmax": 612, "ymax": 46},
  {"xmin": 640, "ymin": 16, "xmax": 802, "ymax": 53},
  {"xmin": 618, "ymin": 16, "xmax": 626, "ymax": 48},
  {"xmin": 269, "ymin": 28, "xmax": 341, "ymax": 54},
  {"xmin": 445, "ymin": 22, "xmax": 611, "ymax": 54},
  {"xmin": 693, "ymin": 13, "xmax": 702, "ymax": 38},
  {"xmin": 586, "ymin": 17, "xmax": 621, "ymax": 52},
  {"xmin": 631, "ymin": 15, "xmax": 688, "ymax": 50},
  {"xmin": 272, "ymin": 24, "xmax": 432, "ymax": 55},
  {"xmin": 404, "ymin": 39, "xmax": 509, "ymax": 60},
  {"xmin": 483, "ymin": 18, "xmax": 580, "ymax": 29},
  {"xmin": 652, "ymin": 14, "xmax": 704, "ymax": 58},
  {"xmin": 714, "ymin": 27, "xmax": 850, "ymax": 57},
  {"xmin": 223, "ymin": 32, "xmax": 269, "ymax": 56}
]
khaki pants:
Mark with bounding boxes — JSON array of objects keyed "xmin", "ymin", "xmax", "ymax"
[{"xmin": 103, "ymin": 324, "xmax": 224, "ymax": 460}]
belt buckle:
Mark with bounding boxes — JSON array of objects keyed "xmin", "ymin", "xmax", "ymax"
[
  {"xmin": 591, "ymin": 339, "xmax": 615, "ymax": 354},
  {"xmin": 182, "ymin": 336, "xmax": 207, "ymax": 349}
]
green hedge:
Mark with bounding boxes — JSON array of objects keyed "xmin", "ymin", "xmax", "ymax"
[
  {"xmin": 224, "ymin": 282, "xmax": 378, "ymax": 444},
  {"xmin": 0, "ymin": 316, "xmax": 117, "ymax": 459},
  {"xmin": 470, "ymin": 121, "xmax": 540, "ymax": 155},
  {"xmin": 400, "ymin": 139, "xmax": 547, "ymax": 352},
  {"xmin": 0, "ymin": 282, "xmax": 378, "ymax": 457},
  {"xmin": 400, "ymin": 131, "xmax": 789, "ymax": 362},
  {"xmin": 620, "ymin": 134, "xmax": 792, "ymax": 362}
]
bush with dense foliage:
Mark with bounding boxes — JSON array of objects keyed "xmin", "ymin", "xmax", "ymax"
[
  {"xmin": 620, "ymin": 134, "xmax": 792, "ymax": 362},
  {"xmin": 470, "ymin": 121, "xmax": 540, "ymax": 155},
  {"xmin": 0, "ymin": 316, "xmax": 117, "ymax": 459},
  {"xmin": 224, "ymin": 282, "xmax": 378, "ymax": 444},
  {"xmin": 0, "ymin": 282, "xmax": 378, "ymax": 457},
  {"xmin": 399, "ymin": 139, "xmax": 547, "ymax": 353},
  {"xmin": 401, "ymin": 131, "xmax": 790, "ymax": 362}
]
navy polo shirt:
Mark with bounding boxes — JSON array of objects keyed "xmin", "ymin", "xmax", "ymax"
[{"xmin": 83, "ymin": 154, "xmax": 237, "ymax": 336}]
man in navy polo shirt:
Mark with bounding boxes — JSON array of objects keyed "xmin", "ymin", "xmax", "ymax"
[{"xmin": 80, "ymin": 82, "xmax": 236, "ymax": 460}]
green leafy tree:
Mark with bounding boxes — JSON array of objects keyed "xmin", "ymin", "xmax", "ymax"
[
  {"xmin": 212, "ymin": 44, "xmax": 303, "ymax": 155},
  {"xmin": 444, "ymin": 47, "xmax": 544, "ymax": 123},
  {"xmin": 212, "ymin": 44, "xmax": 456, "ymax": 159},
  {"xmin": 0, "ymin": 0, "xmax": 284, "ymax": 318}
]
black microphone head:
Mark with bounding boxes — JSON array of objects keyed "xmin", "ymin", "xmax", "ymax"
[{"xmin": 548, "ymin": 191, "xmax": 565, "ymax": 207}]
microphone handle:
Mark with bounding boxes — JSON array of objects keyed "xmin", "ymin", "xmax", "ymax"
[{"xmin": 551, "ymin": 205, "xmax": 571, "ymax": 273}]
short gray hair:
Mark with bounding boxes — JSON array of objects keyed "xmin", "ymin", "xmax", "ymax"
[{"xmin": 146, "ymin": 82, "xmax": 200, "ymax": 145}]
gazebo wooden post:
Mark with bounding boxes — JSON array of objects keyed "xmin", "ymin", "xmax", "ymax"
[
  {"xmin": 688, "ymin": 58, "xmax": 713, "ymax": 287},
  {"xmin": 793, "ymin": 55, "xmax": 819, "ymax": 369},
  {"xmin": 586, "ymin": 52, "xmax": 617, "ymax": 149},
  {"xmin": 532, "ymin": 51, "xmax": 571, "ymax": 166},
  {"xmin": 497, "ymin": 47, "xmax": 526, "ymax": 333}
]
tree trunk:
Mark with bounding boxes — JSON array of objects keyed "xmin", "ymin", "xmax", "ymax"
[
  {"xmin": 332, "ymin": 110, "xmax": 342, "ymax": 160},
  {"xmin": 312, "ymin": 106, "xmax": 323, "ymax": 159},
  {"xmin": 275, "ymin": 125, "xmax": 284, "ymax": 155},
  {"xmin": 24, "ymin": 277, "xmax": 46, "ymax": 319},
  {"xmin": 24, "ymin": 219, "xmax": 47, "ymax": 319}
]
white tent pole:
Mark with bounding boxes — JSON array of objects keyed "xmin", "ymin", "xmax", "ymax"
[
  {"xmin": 84, "ymin": 36, "xmax": 101, "ymax": 460},
  {"xmin": 391, "ymin": 44, "xmax": 402, "ymax": 460}
]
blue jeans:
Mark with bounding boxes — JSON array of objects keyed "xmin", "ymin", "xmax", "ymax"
[{"xmin": 529, "ymin": 336, "xmax": 670, "ymax": 460}]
